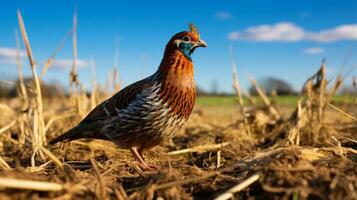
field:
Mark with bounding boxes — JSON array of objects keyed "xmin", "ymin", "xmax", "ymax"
[
  {"xmin": 0, "ymin": 11, "xmax": 357, "ymax": 200},
  {"xmin": 1, "ymin": 87, "xmax": 357, "ymax": 200},
  {"xmin": 196, "ymin": 95, "xmax": 356, "ymax": 107}
]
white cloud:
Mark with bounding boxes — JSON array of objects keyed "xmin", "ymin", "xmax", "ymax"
[
  {"xmin": 228, "ymin": 22, "xmax": 305, "ymax": 42},
  {"xmin": 303, "ymin": 47, "xmax": 325, "ymax": 54},
  {"xmin": 0, "ymin": 47, "xmax": 26, "ymax": 58},
  {"xmin": 0, "ymin": 47, "xmax": 90, "ymax": 70},
  {"xmin": 228, "ymin": 22, "xmax": 357, "ymax": 43},
  {"xmin": 306, "ymin": 25, "xmax": 357, "ymax": 42},
  {"xmin": 0, "ymin": 47, "xmax": 27, "ymax": 65},
  {"xmin": 51, "ymin": 59, "xmax": 90, "ymax": 69},
  {"xmin": 215, "ymin": 11, "xmax": 231, "ymax": 20}
]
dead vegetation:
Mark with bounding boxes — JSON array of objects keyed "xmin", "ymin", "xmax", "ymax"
[{"xmin": 0, "ymin": 11, "xmax": 356, "ymax": 200}]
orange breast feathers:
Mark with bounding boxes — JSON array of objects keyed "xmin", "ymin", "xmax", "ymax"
[
  {"xmin": 158, "ymin": 49, "xmax": 196, "ymax": 119},
  {"xmin": 159, "ymin": 48, "xmax": 195, "ymax": 88}
]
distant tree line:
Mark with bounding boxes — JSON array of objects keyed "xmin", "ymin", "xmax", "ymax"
[
  {"xmin": 0, "ymin": 77, "xmax": 64, "ymax": 98},
  {"xmin": 197, "ymin": 77, "xmax": 297, "ymax": 96},
  {"xmin": 1, "ymin": 76, "xmax": 356, "ymax": 98},
  {"xmin": 249, "ymin": 77, "xmax": 297, "ymax": 95}
]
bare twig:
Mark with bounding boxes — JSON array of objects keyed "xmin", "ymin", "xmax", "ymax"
[
  {"xmin": 113, "ymin": 67, "xmax": 120, "ymax": 92},
  {"xmin": 39, "ymin": 146, "xmax": 63, "ymax": 168},
  {"xmin": 69, "ymin": 10, "xmax": 79, "ymax": 95},
  {"xmin": 249, "ymin": 75, "xmax": 280, "ymax": 119},
  {"xmin": 25, "ymin": 161, "xmax": 52, "ymax": 173},
  {"xmin": 353, "ymin": 76, "xmax": 357, "ymax": 103},
  {"xmin": 114, "ymin": 183, "xmax": 128, "ymax": 200},
  {"xmin": 336, "ymin": 135, "xmax": 357, "ymax": 144},
  {"xmin": 67, "ymin": 10, "xmax": 86, "ymax": 117},
  {"xmin": 0, "ymin": 156, "xmax": 12, "ymax": 170},
  {"xmin": 230, "ymin": 45, "xmax": 244, "ymax": 108},
  {"xmin": 90, "ymin": 158, "xmax": 109, "ymax": 200},
  {"xmin": 287, "ymin": 99, "xmax": 305, "ymax": 145},
  {"xmin": 17, "ymin": 11, "xmax": 35, "ymax": 67},
  {"xmin": 318, "ymin": 62, "xmax": 327, "ymax": 121},
  {"xmin": 0, "ymin": 120, "xmax": 16, "ymax": 135},
  {"xmin": 230, "ymin": 45, "xmax": 251, "ymax": 135},
  {"xmin": 327, "ymin": 102, "xmax": 357, "ymax": 121},
  {"xmin": 214, "ymin": 173, "xmax": 261, "ymax": 200},
  {"xmin": 18, "ymin": 10, "xmax": 46, "ymax": 163},
  {"xmin": 168, "ymin": 142, "xmax": 230, "ymax": 155},
  {"xmin": 217, "ymin": 150, "xmax": 222, "ymax": 168},
  {"xmin": 0, "ymin": 177, "xmax": 64, "ymax": 191},
  {"xmin": 90, "ymin": 57, "xmax": 97, "ymax": 109},
  {"xmin": 328, "ymin": 48, "xmax": 354, "ymax": 98}
]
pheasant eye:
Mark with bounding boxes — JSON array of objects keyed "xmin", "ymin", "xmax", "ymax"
[{"xmin": 182, "ymin": 36, "xmax": 191, "ymax": 42}]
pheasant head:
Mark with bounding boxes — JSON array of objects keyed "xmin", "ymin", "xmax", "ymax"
[
  {"xmin": 158, "ymin": 23, "xmax": 207, "ymax": 75},
  {"xmin": 166, "ymin": 23, "xmax": 207, "ymax": 60}
]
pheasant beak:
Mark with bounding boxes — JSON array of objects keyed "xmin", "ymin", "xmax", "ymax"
[
  {"xmin": 189, "ymin": 39, "xmax": 207, "ymax": 55},
  {"xmin": 195, "ymin": 39, "xmax": 207, "ymax": 48}
]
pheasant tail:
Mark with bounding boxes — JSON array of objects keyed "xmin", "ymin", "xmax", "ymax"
[{"xmin": 49, "ymin": 121, "xmax": 106, "ymax": 144}]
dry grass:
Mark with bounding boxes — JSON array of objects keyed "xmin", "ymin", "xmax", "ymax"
[
  {"xmin": 1, "ymin": 69, "xmax": 356, "ymax": 199},
  {"xmin": 17, "ymin": 10, "xmax": 47, "ymax": 164}
]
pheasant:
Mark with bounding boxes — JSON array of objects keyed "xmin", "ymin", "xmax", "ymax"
[{"xmin": 50, "ymin": 24, "xmax": 207, "ymax": 171}]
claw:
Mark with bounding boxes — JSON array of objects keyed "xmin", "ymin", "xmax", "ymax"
[{"xmin": 138, "ymin": 163, "xmax": 158, "ymax": 171}]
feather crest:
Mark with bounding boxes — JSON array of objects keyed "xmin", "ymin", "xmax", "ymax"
[{"xmin": 188, "ymin": 23, "xmax": 200, "ymax": 39}]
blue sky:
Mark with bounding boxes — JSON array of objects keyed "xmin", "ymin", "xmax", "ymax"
[{"xmin": 0, "ymin": 0, "xmax": 356, "ymax": 93}]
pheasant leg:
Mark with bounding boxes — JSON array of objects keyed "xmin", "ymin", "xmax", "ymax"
[{"xmin": 130, "ymin": 147, "xmax": 156, "ymax": 171}]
